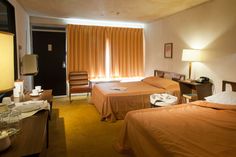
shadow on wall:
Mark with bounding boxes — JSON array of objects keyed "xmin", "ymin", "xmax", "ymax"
[
  {"xmin": 175, "ymin": 0, "xmax": 236, "ymax": 50},
  {"xmin": 195, "ymin": 24, "xmax": 236, "ymax": 92}
]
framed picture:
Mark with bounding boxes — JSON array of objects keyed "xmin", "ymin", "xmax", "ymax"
[{"xmin": 164, "ymin": 43, "xmax": 173, "ymax": 58}]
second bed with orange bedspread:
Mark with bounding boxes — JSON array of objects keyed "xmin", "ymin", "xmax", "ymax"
[{"xmin": 91, "ymin": 76, "xmax": 180, "ymax": 121}]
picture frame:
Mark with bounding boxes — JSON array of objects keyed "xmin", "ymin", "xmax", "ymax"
[{"xmin": 164, "ymin": 43, "xmax": 173, "ymax": 58}]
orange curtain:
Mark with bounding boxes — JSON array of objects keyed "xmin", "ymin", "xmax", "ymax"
[
  {"xmin": 67, "ymin": 24, "xmax": 144, "ymax": 79},
  {"xmin": 67, "ymin": 25, "xmax": 106, "ymax": 79},
  {"xmin": 106, "ymin": 27, "xmax": 144, "ymax": 78}
]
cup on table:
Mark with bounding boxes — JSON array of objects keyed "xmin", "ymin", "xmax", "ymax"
[
  {"xmin": 35, "ymin": 86, "xmax": 42, "ymax": 92},
  {"xmin": 32, "ymin": 89, "xmax": 39, "ymax": 95},
  {"xmin": 2, "ymin": 97, "xmax": 12, "ymax": 106},
  {"xmin": 0, "ymin": 103, "xmax": 9, "ymax": 114}
]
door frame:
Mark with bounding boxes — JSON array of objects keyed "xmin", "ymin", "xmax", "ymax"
[{"xmin": 31, "ymin": 25, "xmax": 68, "ymax": 96}]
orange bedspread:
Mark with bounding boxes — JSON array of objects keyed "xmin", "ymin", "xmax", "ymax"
[
  {"xmin": 91, "ymin": 79, "xmax": 180, "ymax": 122},
  {"xmin": 115, "ymin": 101, "xmax": 236, "ymax": 157}
]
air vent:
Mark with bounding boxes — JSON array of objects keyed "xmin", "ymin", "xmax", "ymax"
[{"xmin": 32, "ymin": 25, "xmax": 65, "ymax": 32}]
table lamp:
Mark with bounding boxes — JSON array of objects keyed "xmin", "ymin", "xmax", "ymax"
[
  {"xmin": 0, "ymin": 31, "xmax": 14, "ymax": 151},
  {"xmin": 182, "ymin": 49, "xmax": 201, "ymax": 80},
  {"xmin": 0, "ymin": 32, "xmax": 14, "ymax": 94}
]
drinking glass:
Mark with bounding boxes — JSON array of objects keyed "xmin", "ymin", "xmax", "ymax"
[
  {"xmin": 0, "ymin": 110, "xmax": 10, "ymax": 131},
  {"xmin": 2, "ymin": 97, "xmax": 11, "ymax": 106},
  {"xmin": 7, "ymin": 109, "xmax": 22, "ymax": 134}
]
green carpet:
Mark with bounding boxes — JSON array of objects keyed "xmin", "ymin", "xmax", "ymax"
[{"xmin": 46, "ymin": 96, "xmax": 133, "ymax": 157}]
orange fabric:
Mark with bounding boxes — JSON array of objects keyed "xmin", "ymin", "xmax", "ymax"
[
  {"xmin": 115, "ymin": 101, "xmax": 236, "ymax": 157},
  {"xmin": 67, "ymin": 25, "xmax": 106, "ymax": 79},
  {"xmin": 142, "ymin": 76, "xmax": 179, "ymax": 89},
  {"xmin": 106, "ymin": 27, "xmax": 144, "ymax": 78},
  {"xmin": 67, "ymin": 25, "xmax": 144, "ymax": 79},
  {"xmin": 91, "ymin": 81, "xmax": 180, "ymax": 122},
  {"xmin": 191, "ymin": 100, "xmax": 236, "ymax": 110},
  {"xmin": 142, "ymin": 76, "xmax": 180, "ymax": 100}
]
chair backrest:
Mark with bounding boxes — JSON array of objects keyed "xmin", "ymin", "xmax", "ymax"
[{"xmin": 69, "ymin": 71, "xmax": 89, "ymax": 86}]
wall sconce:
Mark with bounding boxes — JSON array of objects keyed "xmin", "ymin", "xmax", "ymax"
[
  {"xmin": 182, "ymin": 49, "xmax": 201, "ymax": 80},
  {"xmin": 21, "ymin": 54, "xmax": 38, "ymax": 76}
]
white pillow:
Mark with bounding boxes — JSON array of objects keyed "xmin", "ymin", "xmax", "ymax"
[{"xmin": 205, "ymin": 91, "xmax": 236, "ymax": 105}]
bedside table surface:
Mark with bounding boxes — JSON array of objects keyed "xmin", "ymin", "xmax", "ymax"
[
  {"xmin": 179, "ymin": 80, "xmax": 213, "ymax": 100},
  {"xmin": 178, "ymin": 80, "xmax": 212, "ymax": 86}
]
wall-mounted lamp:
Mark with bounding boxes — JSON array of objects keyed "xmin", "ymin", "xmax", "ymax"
[
  {"xmin": 21, "ymin": 54, "xmax": 38, "ymax": 76},
  {"xmin": 182, "ymin": 49, "xmax": 201, "ymax": 79}
]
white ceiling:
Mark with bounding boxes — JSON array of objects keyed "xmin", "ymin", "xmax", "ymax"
[{"xmin": 18, "ymin": 0, "xmax": 210, "ymax": 23}]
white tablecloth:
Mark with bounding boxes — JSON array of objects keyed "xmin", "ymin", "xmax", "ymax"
[{"xmin": 13, "ymin": 100, "xmax": 50, "ymax": 119}]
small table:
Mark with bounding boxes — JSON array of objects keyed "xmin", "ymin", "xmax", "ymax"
[
  {"xmin": 14, "ymin": 89, "xmax": 53, "ymax": 119},
  {"xmin": 182, "ymin": 93, "xmax": 198, "ymax": 103},
  {"xmin": 0, "ymin": 111, "xmax": 48, "ymax": 157},
  {"xmin": 0, "ymin": 90, "xmax": 53, "ymax": 156},
  {"xmin": 178, "ymin": 80, "xmax": 212, "ymax": 102}
]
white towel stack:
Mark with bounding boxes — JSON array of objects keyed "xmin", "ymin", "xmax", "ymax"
[{"xmin": 150, "ymin": 93, "xmax": 177, "ymax": 106}]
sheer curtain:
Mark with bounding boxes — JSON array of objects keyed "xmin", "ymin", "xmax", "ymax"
[
  {"xmin": 106, "ymin": 27, "xmax": 144, "ymax": 78},
  {"xmin": 67, "ymin": 25, "xmax": 106, "ymax": 79},
  {"xmin": 67, "ymin": 24, "xmax": 144, "ymax": 79}
]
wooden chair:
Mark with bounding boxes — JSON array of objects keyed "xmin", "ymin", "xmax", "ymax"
[{"xmin": 69, "ymin": 71, "xmax": 92, "ymax": 102}]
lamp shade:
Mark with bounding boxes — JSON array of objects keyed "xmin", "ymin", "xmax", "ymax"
[
  {"xmin": 182, "ymin": 49, "xmax": 201, "ymax": 62},
  {"xmin": 21, "ymin": 54, "xmax": 38, "ymax": 75},
  {"xmin": 0, "ymin": 32, "xmax": 14, "ymax": 93}
]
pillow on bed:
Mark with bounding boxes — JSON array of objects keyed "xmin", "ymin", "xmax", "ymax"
[
  {"xmin": 142, "ymin": 76, "xmax": 178, "ymax": 89},
  {"xmin": 164, "ymin": 73, "xmax": 172, "ymax": 80},
  {"xmin": 205, "ymin": 91, "xmax": 236, "ymax": 105}
]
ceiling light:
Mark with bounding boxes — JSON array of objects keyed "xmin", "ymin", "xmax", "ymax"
[{"xmin": 63, "ymin": 18, "xmax": 144, "ymax": 28}]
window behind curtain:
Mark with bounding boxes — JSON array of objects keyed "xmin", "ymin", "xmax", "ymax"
[
  {"xmin": 106, "ymin": 27, "xmax": 144, "ymax": 78},
  {"xmin": 67, "ymin": 24, "xmax": 144, "ymax": 79},
  {"xmin": 67, "ymin": 25, "xmax": 106, "ymax": 79}
]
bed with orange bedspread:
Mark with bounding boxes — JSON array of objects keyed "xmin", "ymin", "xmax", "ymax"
[
  {"xmin": 115, "ymin": 81, "xmax": 236, "ymax": 157},
  {"xmin": 91, "ymin": 76, "xmax": 181, "ymax": 122}
]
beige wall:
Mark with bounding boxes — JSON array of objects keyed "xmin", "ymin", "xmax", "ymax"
[
  {"xmin": 9, "ymin": 0, "xmax": 32, "ymax": 90},
  {"xmin": 144, "ymin": 0, "xmax": 236, "ymax": 93}
]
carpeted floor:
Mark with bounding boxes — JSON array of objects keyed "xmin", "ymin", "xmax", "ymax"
[{"xmin": 46, "ymin": 96, "xmax": 133, "ymax": 157}]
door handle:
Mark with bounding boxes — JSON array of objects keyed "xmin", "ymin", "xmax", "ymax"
[{"xmin": 62, "ymin": 61, "xmax": 66, "ymax": 69}]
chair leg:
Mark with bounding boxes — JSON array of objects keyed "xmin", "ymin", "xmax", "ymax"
[{"xmin": 69, "ymin": 91, "xmax": 71, "ymax": 103}]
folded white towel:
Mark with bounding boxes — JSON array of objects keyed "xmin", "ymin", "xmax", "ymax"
[{"xmin": 150, "ymin": 93, "xmax": 177, "ymax": 106}]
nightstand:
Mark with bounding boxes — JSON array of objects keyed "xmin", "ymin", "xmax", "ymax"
[{"xmin": 178, "ymin": 80, "xmax": 212, "ymax": 102}]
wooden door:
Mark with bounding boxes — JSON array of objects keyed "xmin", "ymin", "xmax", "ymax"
[{"xmin": 32, "ymin": 31, "xmax": 66, "ymax": 96}]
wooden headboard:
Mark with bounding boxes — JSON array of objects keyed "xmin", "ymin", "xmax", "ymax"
[
  {"xmin": 154, "ymin": 70, "xmax": 185, "ymax": 81},
  {"xmin": 222, "ymin": 80, "xmax": 236, "ymax": 91}
]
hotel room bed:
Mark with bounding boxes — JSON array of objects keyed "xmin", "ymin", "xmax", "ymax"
[
  {"xmin": 91, "ymin": 70, "xmax": 185, "ymax": 122},
  {"xmin": 115, "ymin": 80, "xmax": 236, "ymax": 157}
]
